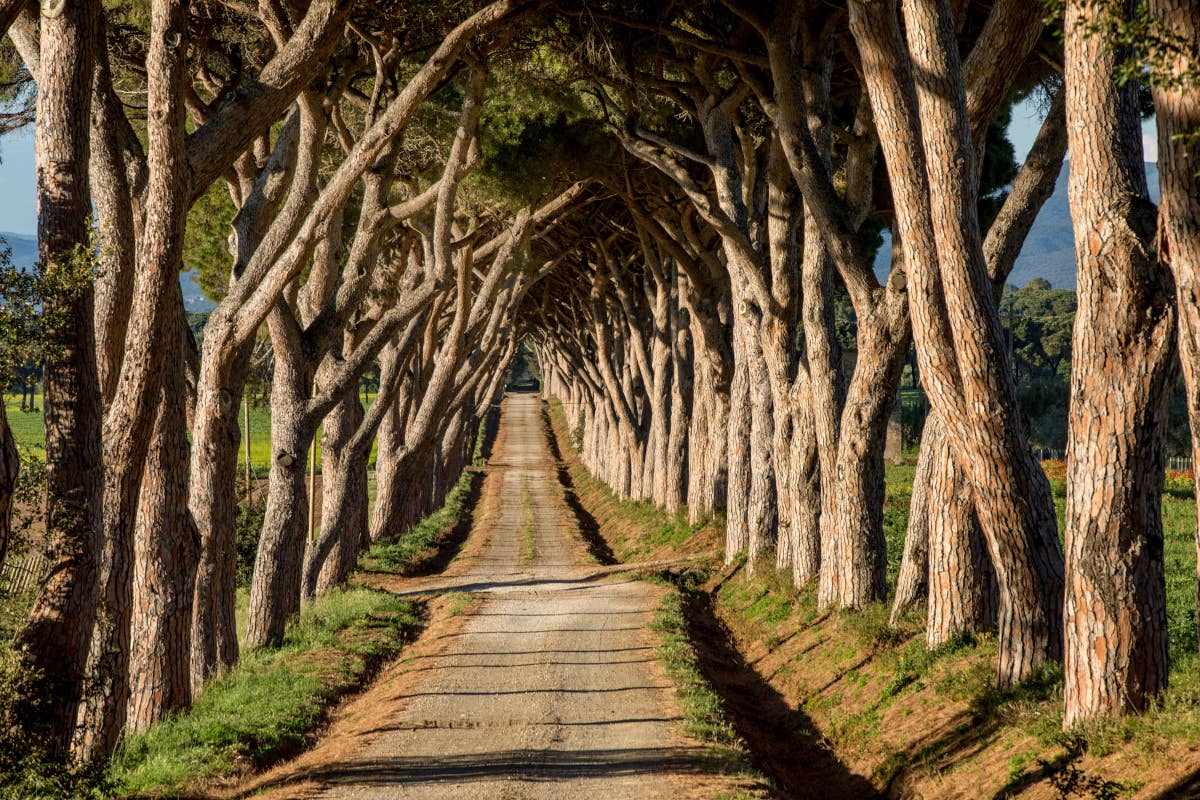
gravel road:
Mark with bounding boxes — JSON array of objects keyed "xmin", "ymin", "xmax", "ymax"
[{"xmin": 311, "ymin": 392, "xmax": 727, "ymax": 799}]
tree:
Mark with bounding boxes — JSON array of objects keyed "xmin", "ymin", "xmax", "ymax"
[{"xmin": 13, "ymin": 0, "xmax": 103, "ymax": 757}]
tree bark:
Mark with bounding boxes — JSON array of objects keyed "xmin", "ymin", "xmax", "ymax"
[
  {"xmin": 15, "ymin": 0, "xmax": 102, "ymax": 758},
  {"xmin": 0, "ymin": 403, "xmax": 17, "ymax": 569},
  {"xmin": 1145, "ymin": 0, "xmax": 1200, "ymax": 657},
  {"xmin": 127, "ymin": 291, "xmax": 200, "ymax": 732},
  {"xmin": 1062, "ymin": 0, "xmax": 1176, "ymax": 726},
  {"xmin": 77, "ymin": 0, "xmax": 192, "ymax": 759},
  {"xmin": 850, "ymin": 0, "xmax": 1065, "ymax": 685}
]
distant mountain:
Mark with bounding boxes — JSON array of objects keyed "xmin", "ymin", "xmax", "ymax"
[
  {"xmin": 873, "ymin": 162, "xmax": 1160, "ymax": 290},
  {"xmin": 0, "ymin": 230, "xmax": 216, "ymax": 313}
]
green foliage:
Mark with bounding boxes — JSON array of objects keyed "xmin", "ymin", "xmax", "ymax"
[
  {"xmin": 107, "ymin": 588, "xmax": 420, "ymax": 796},
  {"xmin": 472, "ymin": 54, "xmax": 613, "ymax": 208},
  {"xmin": 185, "ymin": 181, "xmax": 239, "ymax": 303},
  {"xmin": 0, "ymin": 244, "xmax": 41, "ymax": 390},
  {"xmin": 235, "ymin": 486, "xmax": 266, "ymax": 588}
]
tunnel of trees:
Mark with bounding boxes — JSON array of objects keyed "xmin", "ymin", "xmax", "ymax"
[{"xmin": 0, "ymin": 0, "xmax": 1198, "ymax": 781}]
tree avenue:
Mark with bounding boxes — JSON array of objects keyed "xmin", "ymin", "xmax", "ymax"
[{"xmin": 0, "ymin": 0, "xmax": 1198, "ymax": 784}]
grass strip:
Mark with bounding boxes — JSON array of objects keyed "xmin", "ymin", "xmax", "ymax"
[
  {"xmin": 650, "ymin": 588, "xmax": 746, "ymax": 750},
  {"xmin": 520, "ymin": 484, "xmax": 537, "ymax": 564},
  {"xmin": 108, "ymin": 587, "xmax": 420, "ymax": 797},
  {"xmin": 359, "ymin": 467, "xmax": 475, "ymax": 572}
]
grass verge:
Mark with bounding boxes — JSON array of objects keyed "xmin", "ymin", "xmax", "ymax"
[
  {"xmin": 107, "ymin": 587, "xmax": 422, "ymax": 797},
  {"xmin": 358, "ymin": 467, "xmax": 477, "ymax": 573}
]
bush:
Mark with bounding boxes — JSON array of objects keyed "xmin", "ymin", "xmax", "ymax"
[{"xmin": 235, "ymin": 487, "xmax": 266, "ymax": 587}]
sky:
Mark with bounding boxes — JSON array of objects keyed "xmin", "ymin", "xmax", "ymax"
[{"xmin": 0, "ymin": 97, "xmax": 1162, "ymax": 239}]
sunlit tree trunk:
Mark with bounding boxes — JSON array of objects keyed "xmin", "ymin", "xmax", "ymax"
[
  {"xmin": 16, "ymin": 0, "xmax": 102, "ymax": 757},
  {"xmin": 1062, "ymin": 0, "xmax": 1176, "ymax": 726},
  {"xmin": 1145, "ymin": 0, "xmax": 1200, "ymax": 656}
]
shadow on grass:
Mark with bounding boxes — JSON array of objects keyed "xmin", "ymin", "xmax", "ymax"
[
  {"xmin": 673, "ymin": 583, "xmax": 883, "ymax": 800},
  {"xmin": 540, "ymin": 404, "xmax": 617, "ymax": 566}
]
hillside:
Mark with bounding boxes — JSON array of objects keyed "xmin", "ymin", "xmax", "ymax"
[
  {"xmin": 872, "ymin": 162, "xmax": 1160, "ymax": 290},
  {"xmin": 1, "ymin": 230, "xmax": 216, "ymax": 313}
]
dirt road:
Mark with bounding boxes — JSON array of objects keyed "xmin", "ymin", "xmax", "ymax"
[{"xmin": 283, "ymin": 392, "xmax": 739, "ymax": 799}]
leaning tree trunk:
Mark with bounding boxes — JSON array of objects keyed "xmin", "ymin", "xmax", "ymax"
[
  {"xmin": 128, "ymin": 306, "xmax": 200, "ymax": 731},
  {"xmin": 247, "ymin": 307, "xmax": 313, "ymax": 650},
  {"xmin": 15, "ymin": 0, "xmax": 102, "ymax": 757},
  {"xmin": 852, "ymin": 0, "xmax": 1065, "ymax": 685},
  {"xmin": 890, "ymin": 423, "xmax": 934, "ymax": 624},
  {"xmin": 78, "ymin": 0, "xmax": 192, "ymax": 759},
  {"xmin": 1145, "ymin": 0, "xmax": 1200, "ymax": 656},
  {"xmin": 925, "ymin": 417, "xmax": 998, "ymax": 647},
  {"xmin": 1061, "ymin": 0, "xmax": 1176, "ymax": 726}
]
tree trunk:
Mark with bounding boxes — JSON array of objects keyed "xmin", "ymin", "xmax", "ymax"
[
  {"xmin": 1145, "ymin": 0, "xmax": 1200, "ymax": 657},
  {"xmin": 188, "ymin": 343, "xmax": 252, "ymax": 692},
  {"xmin": 16, "ymin": 0, "xmax": 102, "ymax": 757},
  {"xmin": 79, "ymin": 0, "xmax": 193, "ymax": 759},
  {"xmin": 128, "ymin": 298, "xmax": 200, "ymax": 731},
  {"xmin": 1062, "ymin": 0, "xmax": 1176, "ymax": 726},
  {"xmin": 820, "ymin": 297, "xmax": 909, "ymax": 609},
  {"xmin": 0, "ymin": 403, "xmax": 17, "ymax": 569},
  {"xmin": 725, "ymin": 314, "xmax": 752, "ymax": 560},
  {"xmin": 890, "ymin": 422, "xmax": 934, "ymax": 624},
  {"xmin": 303, "ymin": 384, "xmax": 366, "ymax": 597},
  {"xmin": 926, "ymin": 417, "xmax": 997, "ymax": 647},
  {"xmin": 247, "ymin": 305, "xmax": 313, "ymax": 649},
  {"xmin": 851, "ymin": 0, "xmax": 1065, "ymax": 685},
  {"xmin": 745, "ymin": 317, "xmax": 777, "ymax": 574},
  {"xmin": 664, "ymin": 300, "xmax": 692, "ymax": 514}
]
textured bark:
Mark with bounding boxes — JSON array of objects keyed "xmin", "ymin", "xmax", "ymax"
[
  {"xmin": 15, "ymin": 0, "xmax": 102, "ymax": 757},
  {"xmin": 925, "ymin": 417, "xmax": 997, "ymax": 647},
  {"xmin": 664, "ymin": 278, "xmax": 692, "ymax": 514},
  {"xmin": 78, "ymin": 0, "xmax": 192, "ymax": 759},
  {"xmin": 849, "ymin": 0, "xmax": 1065, "ymax": 685},
  {"xmin": 821, "ymin": 295, "xmax": 909, "ymax": 609},
  {"xmin": 725, "ymin": 316, "xmax": 752, "ymax": 559},
  {"xmin": 890, "ymin": 429, "xmax": 934, "ymax": 624},
  {"xmin": 247, "ymin": 303, "xmax": 312, "ymax": 649},
  {"xmin": 905, "ymin": 80, "xmax": 1068, "ymax": 636},
  {"xmin": 1145, "ymin": 0, "xmax": 1200, "ymax": 657},
  {"xmin": 307, "ymin": 385, "xmax": 367, "ymax": 596},
  {"xmin": 1062, "ymin": 0, "xmax": 1176, "ymax": 726},
  {"xmin": 127, "ymin": 293, "xmax": 199, "ymax": 732}
]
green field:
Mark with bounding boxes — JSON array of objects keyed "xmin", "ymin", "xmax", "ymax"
[
  {"xmin": 3, "ymin": 392, "xmax": 375, "ymax": 473},
  {"xmin": 882, "ymin": 457, "xmax": 1200, "ymax": 660}
]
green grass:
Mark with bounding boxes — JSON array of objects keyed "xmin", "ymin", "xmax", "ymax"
[
  {"xmin": 520, "ymin": 484, "xmax": 537, "ymax": 564},
  {"xmin": 107, "ymin": 587, "xmax": 420, "ymax": 796},
  {"xmin": 4, "ymin": 392, "xmax": 381, "ymax": 472},
  {"xmin": 649, "ymin": 589, "xmax": 750, "ymax": 754},
  {"xmin": 358, "ymin": 467, "xmax": 475, "ymax": 572},
  {"xmin": 3, "ymin": 395, "xmax": 45, "ymax": 458}
]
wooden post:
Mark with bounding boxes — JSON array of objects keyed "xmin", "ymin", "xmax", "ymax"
[
  {"xmin": 244, "ymin": 393, "xmax": 253, "ymax": 501},
  {"xmin": 308, "ymin": 433, "xmax": 317, "ymax": 543}
]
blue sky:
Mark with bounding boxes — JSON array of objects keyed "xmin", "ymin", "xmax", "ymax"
[{"xmin": 0, "ymin": 97, "xmax": 1161, "ymax": 238}]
